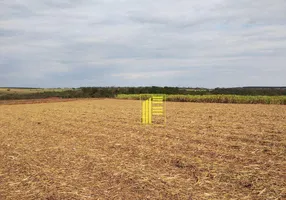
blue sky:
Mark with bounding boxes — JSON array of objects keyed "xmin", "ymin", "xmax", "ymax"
[{"xmin": 0, "ymin": 0, "xmax": 286, "ymax": 88}]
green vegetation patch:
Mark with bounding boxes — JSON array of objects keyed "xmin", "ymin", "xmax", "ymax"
[{"xmin": 116, "ymin": 94, "xmax": 286, "ymax": 105}]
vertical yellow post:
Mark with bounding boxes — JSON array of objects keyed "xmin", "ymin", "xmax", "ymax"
[
  {"xmin": 145, "ymin": 99, "xmax": 149, "ymax": 124},
  {"xmin": 148, "ymin": 98, "xmax": 152, "ymax": 124},
  {"xmin": 142, "ymin": 97, "xmax": 153, "ymax": 125},
  {"xmin": 142, "ymin": 101, "xmax": 146, "ymax": 124}
]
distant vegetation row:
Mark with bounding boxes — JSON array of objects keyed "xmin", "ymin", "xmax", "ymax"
[
  {"xmin": 0, "ymin": 87, "xmax": 285, "ymax": 104},
  {"xmin": 117, "ymin": 94, "xmax": 286, "ymax": 105}
]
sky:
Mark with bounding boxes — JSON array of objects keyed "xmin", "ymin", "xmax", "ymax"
[{"xmin": 0, "ymin": 0, "xmax": 286, "ymax": 88}]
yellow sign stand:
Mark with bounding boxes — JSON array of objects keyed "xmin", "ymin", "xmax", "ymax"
[{"xmin": 141, "ymin": 95, "xmax": 166, "ymax": 125}]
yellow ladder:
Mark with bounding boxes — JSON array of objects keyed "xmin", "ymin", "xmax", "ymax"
[{"xmin": 141, "ymin": 95, "xmax": 166, "ymax": 125}]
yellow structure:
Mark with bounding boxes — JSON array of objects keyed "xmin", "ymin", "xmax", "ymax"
[
  {"xmin": 142, "ymin": 98, "xmax": 152, "ymax": 124},
  {"xmin": 141, "ymin": 95, "xmax": 166, "ymax": 125}
]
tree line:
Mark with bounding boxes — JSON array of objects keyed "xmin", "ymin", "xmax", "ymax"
[{"xmin": 0, "ymin": 87, "xmax": 285, "ymax": 100}]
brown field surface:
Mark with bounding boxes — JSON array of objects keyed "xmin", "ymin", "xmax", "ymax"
[
  {"xmin": 0, "ymin": 88, "xmax": 40, "ymax": 95},
  {"xmin": 0, "ymin": 88, "xmax": 72, "ymax": 96},
  {"xmin": 0, "ymin": 99, "xmax": 285, "ymax": 200},
  {"xmin": 0, "ymin": 98, "xmax": 78, "ymax": 105}
]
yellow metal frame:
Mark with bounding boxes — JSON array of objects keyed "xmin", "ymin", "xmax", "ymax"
[
  {"xmin": 140, "ymin": 94, "xmax": 166, "ymax": 126},
  {"xmin": 141, "ymin": 97, "xmax": 152, "ymax": 124}
]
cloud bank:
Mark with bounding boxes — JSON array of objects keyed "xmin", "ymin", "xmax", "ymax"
[{"xmin": 1, "ymin": 0, "xmax": 286, "ymax": 87}]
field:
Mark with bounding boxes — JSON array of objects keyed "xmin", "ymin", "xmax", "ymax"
[
  {"xmin": 117, "ymin": 94, "xmax": 286, "ymax": 105},
  {"xmin": 0, "ymin": 98, "xmax": 78, "ymax": 105},
  {"xmin": 0, "ymin": 88, "xmax": 72, "ymax": 96},
  {"xmin": 0, "ymin": 99, "xmax": 285, "ymax": 200}
]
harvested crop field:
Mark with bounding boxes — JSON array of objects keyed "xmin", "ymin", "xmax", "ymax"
[
  {"xmin": 0, "ymin": 99, "xmax": 285, "ymax": 200},
  {"xmin": 0, "ymin": 98, "xmax": 77, "ymax": 105}
]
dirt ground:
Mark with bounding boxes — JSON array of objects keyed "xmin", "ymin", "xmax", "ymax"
[
  {"xmin": 0, "ymin": 98, "xmax": 78, "ymax": 105},
  {"xmin": 0, "ymin": 99, "xmax": 285, "ymax": 200}
]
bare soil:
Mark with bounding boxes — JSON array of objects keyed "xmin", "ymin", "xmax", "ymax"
[
  {"xmin": 0, "ymin": 98, "xmax": 78, "ymax": 105},
  {"xmin": 0, "ymin": 99, "xmax": 285, "ymax": 200}
]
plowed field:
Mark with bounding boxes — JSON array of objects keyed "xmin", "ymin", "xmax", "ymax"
[{"xmin": 0, "ymin": 99, "xmax": 285, "ymax": 200}]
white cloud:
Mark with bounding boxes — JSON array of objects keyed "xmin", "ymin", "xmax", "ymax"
[
  {"xmin": 112, "ymin": 70, "xmax": 187, "ymax": 80},
  {"xmin": 0, "ymin": 0, "xmax": 286, "ymax": 87}
]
